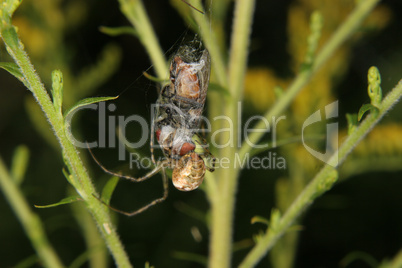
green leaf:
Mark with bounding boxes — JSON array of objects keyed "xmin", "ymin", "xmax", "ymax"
[
  {"xmin": 34, "ymin": 196, "xmax": 82, "ymax": 208},
  {"xmin": 99, "ymin": 26, "xmax": 138, "ymax": 37},
  {"xmin": 10, "ymin": 145, "xmax": 30, "ymax": 185},
  {"xmin": 269, "ymin": 208, "xmax": 281, "ymax": 231},
  {"xmin": 0, "ymin": 62, "xmax": 22, "ymax": 78},
  {"xmin": 0, "ymin": 26, "xmax": 20, "ymax": 50},
  {"xmin": 14, "ymin": 254, "xmax": 39, "ymax": 268},
  {"xmin": 2, "ymin": 0, "xmax": 23, "ymax": 16},
  {"xmin": 172, "ymin": 251, "xmax": 207, "ymax": 266},
  {"xmin": 346, "ymin": 113, "xmax": 358, "ymax": 134},
  {"xmin": 0, "ymin": 62, "xmax": 29, "ymax": 89},
  {"xmin": 64, "ymin": 96, "xmax": 118, "ymax": 119},
  {"xmin": 144, "ymin": 261, "xmax": 155, "ymax": 268},
  {"xmin": 286, "ymin": 225, "xmax": 304, "ymax": 233},
  {"xmin": 252, "ymin": 230, "xmax": 266, "ymax": 243},
  {"xmin": 358, "ymin": 103, "xmax": 379, "ymax": 121},
  {"xmin": 143, "ymin": 71, "xmax": 169, "ymax": 83},
  {"xmin": 62, "ymin": 168, "xmax": 75, "ymax": 186},
  {"xmin": 101, "ymin": 176, "xmax": 119, "ymax": 205},
  {"xmin": 341, "ymin": 251, "xmax": 379, "ymax": 268},
  {"xmin": 250, "ymin": 215, "xmax": 269, "ymax": 226},
  {"xmin": 232, "ymin": 239, "xmax": 254, "ymax": 252}
]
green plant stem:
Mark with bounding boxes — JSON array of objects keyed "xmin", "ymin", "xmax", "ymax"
[
  {"xmin": 0, "ymin": 19, "xmax": 132, "ymax": 268},
  {"xmin": 238, "ymin": 0, "xmax": 381, "ymax": 160},
  {"xmin": 239, "ymin": 79, "xmax": 402, "ymax": 267},
  {"xmin": 71, "ymin": 190, "xmax": 108, "ymax": 268},
  {"xmin": 118, "ymin": 0, "xmax": 168, "ymax": 80},
  {"xmin": 382, "ymin": 249, "xmax": 402, "ymax": 268},
  {"xmin": 227, "ymin": 0, "xmax": 255, "ymax": 99},
  {"xmin": 191, "ymin": 0, "xmax": 228, "ymax": 87},
  {"xmin": 207, "ymin": 0, "xmax": 255, "ymax": 267},
  {"xmin": 0, "ymin": 157, "xmax": 64, "ymax": 268}
]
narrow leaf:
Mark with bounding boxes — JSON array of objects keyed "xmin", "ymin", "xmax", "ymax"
[
  {"xmin": 233, "ymin": 239, "xmax": 254, "ymax": 252},
  {"xmin": 0, "ymin": 62, "xmax": 29, "ymax": 89},
  {"xmin": 172, "ymin": 251, "xmax": 207, "ymax": 266},
  {"xmin": 64, "ymin": 96, "xmax": 118, "ymax": 119},
  {"xmin": 251, "ymin": 216, "xmax": 269, "ymax": 226},
  {"xmin": 62, "ymin": 168, "xmax": 74, "ymax": 186},
  {"xmin": 269, "ymin": 208, "xmax": 281, "ymax": 231},
  {"xmin": 11, "ymin": 145, "xmax": 30, "ymax": 185},
  {"xmin": 99, "ymin": 26, "xmax": 138, "ymax": 37},
  {"xmin": 101, "ymin": 176, "xmax": 119, "ymax": 205},
  {"xmin": 2, "ymin": 0, "xmax": 23, "ymax": 16},
  {"xmin": 144, "ymin": 261, "xmax": 155, "ymax": 268},
  {"xmin": 346, "ymin": 113, "xmax": 358, "ymax": 134},
  {"xmin": 1, "ymin": 26, "xmax": 20, "ymax": 51},
  {"xmin": 287, "ymin": 225, "xmax": 305, "ymax": 233},
  {"xmin": 358, "ymin": 103, "xmax": 379, "ymax": 121},
  {"xmin": 0, "ymin": 62, "xmax": 22, "ymax": 78},
  {"xmin": 14, "ymin": 254, "xmax": 39, "ymax": 268},
  {"xmin": 34, "ymin": 196, "xmax": 82, "ymax": 208},
  {"xmin": 143, "ymin": 71, "xmax": 169, "ymax": 83}
]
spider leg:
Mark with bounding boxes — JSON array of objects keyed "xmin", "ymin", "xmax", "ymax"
[
  {"xmin": 150, "ymin": 118, "xmax": 157, "ymax": 166},
  {"xmin": 88, "ymin": 143, "xmax": 171, "ymax": 216},
  {"xmin": 180, "ymin": 0, "xmax": 205, "ymax": 15},
  {"xmin": 124, "ymin": 166, "xmax": 169, "ymax": 216},
  {"xmin": 198, "ymin": 152, "xmax": 216, "ymax": 172},
  {"xmin": 92, "ymin": 166, "xmax": 169, "ymax": 216},
  {"xmin": 195, "ymin": 133, "xmax": 210, "ymax": 147},
  {"xmin": 87, "ymin": 143, "xmax": 165, "ymax": 182}
]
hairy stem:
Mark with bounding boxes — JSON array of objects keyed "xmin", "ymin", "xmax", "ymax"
[
  {"xmin": 238, "ymin": 0, "xmax": 381, "ymax": 159},
  {"xmin": 240, "ymin": 79, "xmax": 402, "ymax": 267},
  {"xmin": 191, "ymin": 0, "xmax": 228, "ymax": 87},
  {"xmin": 207, "ymin": 0, "xmax": 256, "ymax": 267},
  {"xmin": 0, "ymin": 16, "xmax": 132, "ymax": 268},
  {"xmin": 0, "ymin": 157, "xmax": 65, "ymax": 268}
]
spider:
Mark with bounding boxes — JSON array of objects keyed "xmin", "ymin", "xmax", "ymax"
[{"xmin": 90, "ymin": 39, "xmax": 215, "ymax": 216}]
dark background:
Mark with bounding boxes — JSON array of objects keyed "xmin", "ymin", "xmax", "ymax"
[{"xmin": 1, "ymin": 0, "xmax": 401, "ymax": 267}]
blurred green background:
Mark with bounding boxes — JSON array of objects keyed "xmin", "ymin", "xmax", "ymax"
[{"xmin": 1, "ymin": 0, "xmax": 402, "ymax": 267}]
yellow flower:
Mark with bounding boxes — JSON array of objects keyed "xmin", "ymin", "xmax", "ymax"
[
  {"xmin": 243, "ymin": 68, "xmax": 288, "ymax": 112},
  {"xmin": 353, "ymin": 124, "xmax": 402, "ymax": 156}
]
